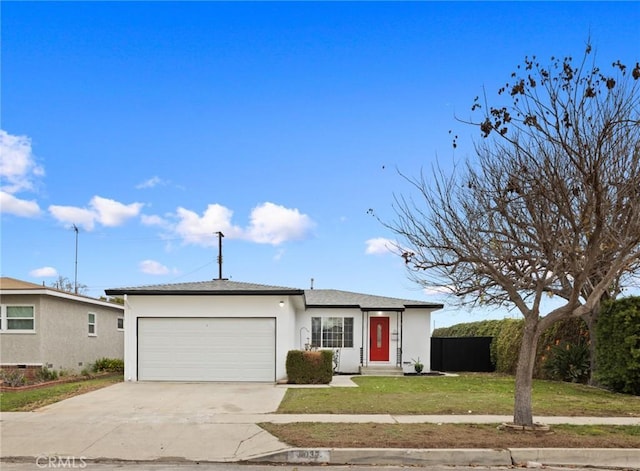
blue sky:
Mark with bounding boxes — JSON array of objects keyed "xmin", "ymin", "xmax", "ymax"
[{"xmin": 2, "ymin": 2, "xmax": 639, "ymax": 327}]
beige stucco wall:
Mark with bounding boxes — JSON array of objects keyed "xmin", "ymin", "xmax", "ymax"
[{"xmin": 1, "ymin": 293, "xmax": 124, "ymax": 374}]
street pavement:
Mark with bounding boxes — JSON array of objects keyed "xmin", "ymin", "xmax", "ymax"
[{"xmin": 1, "ymin": 377, "xmax": 639, "ymax": 468}]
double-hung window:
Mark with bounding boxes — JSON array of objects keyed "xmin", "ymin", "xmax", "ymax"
[
  {"xmin": 311, "ymin": 317, "xmax": 353, "ymax": 348},
  {"xmin": 88, "ymin": 313, "xmax": 97, "ymax": 336},
  {"xmin": 1, "ymin": 306, "xmax": 35, "ymax": 332}
]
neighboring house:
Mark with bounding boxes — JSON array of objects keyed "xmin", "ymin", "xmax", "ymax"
[
  {"xmin": 105, "ymin": 279, "xmax": 443, "ymax": 382},
  {"xmin": 0, "ymin": 277, "xmax": 124, "ymax": 375}
]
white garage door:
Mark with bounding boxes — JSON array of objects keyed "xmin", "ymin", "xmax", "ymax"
[{"xmin": 137, "ymin": 317, "xmax": 276, "ymax": 382}]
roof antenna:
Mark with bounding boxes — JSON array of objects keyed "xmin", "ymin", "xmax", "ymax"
[
  {"xmin": 73, "ymin": 224, "xmax": 79, "ymax": 294},
  {"xmin": 310, "ymin": 277, "xmax": 314, "ymax": 290},
  {"xmin": 216, "ymin": 231, "xmax": 225, "ymax": 280}
]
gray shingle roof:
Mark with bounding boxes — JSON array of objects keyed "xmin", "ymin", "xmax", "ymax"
[
  {"xmin": 304, "ymin": 289, "xmax": 443, "ymax": 310},
  {"xmin": 105, "ymin": 280, "xmax": 443, "ymax": 310},
  {"xmin": 105, "ymin": 279, "xmax": 304, "ymax": 296}
]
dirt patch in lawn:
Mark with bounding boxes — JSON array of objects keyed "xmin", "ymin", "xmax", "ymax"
[{"xmin": 259, "ymin": 423, "xmax": 640, "ymax": 449}]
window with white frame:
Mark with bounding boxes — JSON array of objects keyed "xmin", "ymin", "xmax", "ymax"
[
  {"xmin": 88, "ymin": 312, "xmax": 97, "ymax": 336},
  {"xmin": 117, "ymin": 317, "xmax": 124, "ymax": 330},
  {"xmin": 1, "ymin": 305, "xmax": 35, "ymax": 332},
  {"xmin": 311, "ymin": 317, "xmax": 353, "ymax": 348}
]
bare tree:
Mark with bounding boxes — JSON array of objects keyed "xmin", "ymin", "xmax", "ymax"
[
  {"xmin": 51, "ymin": 275, "xmax": 88, "ymax": 295},
  {"xmin": 387, "ymin": 46, "xmax": 640, "ymax": 426}
]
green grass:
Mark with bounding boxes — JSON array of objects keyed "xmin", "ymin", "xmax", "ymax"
[
  {"xmin": 260, "ymin": 422, "xmax": 640, "ymax": 449},
  {"xmin": 0, "ymin": 375, "xmax": 123, "ymax": 411},
  {"xmin": 277, "ymin": 373, "xmax": 640, "ymax": 416}
]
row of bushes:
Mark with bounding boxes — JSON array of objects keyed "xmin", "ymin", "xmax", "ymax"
[
  {"xmin": 1, "ymin": 358, "xmax": 124, "ymax": 387},
  {"xmin": 432, "ymin": 296, "xmax": 640, "ymax": 395}
]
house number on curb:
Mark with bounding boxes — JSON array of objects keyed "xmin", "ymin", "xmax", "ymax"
[{"xmin": 288, "ymin": 450, "xmax": 330, "ymax": 463}]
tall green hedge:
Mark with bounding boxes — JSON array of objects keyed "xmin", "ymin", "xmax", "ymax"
[
  {"xmin": 434, "ymin": 317, "xmax": 589, "ymax": 379},
  {"xmin": 596, "ymin": 297, "xmax": 640, "ymax": 395},
  {"xmin": 286, "ymin": 350, "xmax": 333, "ymax": 384}
]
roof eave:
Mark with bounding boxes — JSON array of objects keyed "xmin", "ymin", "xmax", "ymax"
[{"xmin": 104, "ymin": 289, "xmax": 305, "ymax": 296}]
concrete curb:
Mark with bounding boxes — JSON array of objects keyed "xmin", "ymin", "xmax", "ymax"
[
  {"xmin": 249, "ymin": 447, "xmax": 640, "ymax": 469},
  {"xmin": 510, "ymin": 448, "xmax": 640, "ymax": 469}
]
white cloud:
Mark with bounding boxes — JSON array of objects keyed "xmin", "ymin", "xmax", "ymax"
[
  {"xmin": 49, "ymin": 204, "xmax": 96, "ymax": 230},
  {"xmin": 0, "ymin": 130, "xmax": 44, "ymax": 194},
  {"xmin": 0, "ymin": 191, "xmax": 41, "ymax": 217},
  {"xmin": 139, "ymin": 259, "xmax": 170, "ymax": 275},
  {"xmin": 173, "ymin": 204, "xmax": 243, "ymax": 246},
  {"xmin": 245, "ymin": 202, "xmax": 315, "ymax": 245},
  {"xmin": 91, "ymin": 196, "xmax": 143, "ymax": 227},
  {"xmin": 365, "ymin": 237, "xmax": 396, "ymax": 255},
  {"xmin": 49, "ymin": 195, "xmax": 143, "ymax": 231},
  {"xmin": 141, "ymin": 214, "xmax": 169, "ymax": 227},
  {"xmin": 29, "ymin": 266, "xmax": 58, "ymax": 278},
  {"xmin": 155, "ymin": 202, "xmax": 315, "ymax": 248},
  {"xmin": 136, "ymin": 176, "xmax": 165, "ymax": 189}
]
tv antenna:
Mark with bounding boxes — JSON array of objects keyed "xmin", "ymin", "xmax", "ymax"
[
  {"xmin": 72, "ymin": 224, "xmax": 79, "ymax": 294},
  {"xmin": 215, "ymin": 231, "xmax": 225, "ymax": 280}
]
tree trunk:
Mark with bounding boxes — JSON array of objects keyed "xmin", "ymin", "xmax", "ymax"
[
  {"xmin": 582, "ymin": 309, "xmax": 600, "ymax": 386},
  {"xmin": 513, "ymin": 317, "xmax": 539, "ymax": 426}
]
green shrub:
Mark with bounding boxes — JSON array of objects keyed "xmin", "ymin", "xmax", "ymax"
[
  {"xmin": 35, "ymin": 366, "xmax": 59, "ymax": 382},
  {"xmin": 92, "ymin": 358, "xmax": 124, "ymax": 373},
  {"xmin": 543, "ymin": 341, "xmax": 590, "ymax": 383},
  {"xmin": 0, "ymin": 369, "xmax": 25, "ymax": 387},
  {"xmin": 596, "ymin": 297, "xmax": 640, "ymax": 395},
  {"xmin": 536, "ymin": 317, "xmax": 590, "ymax": 379},
  {"xmin": 286, "ymin": 350, "xmax": 333, "ymax": 384}
]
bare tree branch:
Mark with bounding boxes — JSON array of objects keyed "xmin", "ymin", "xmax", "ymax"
[{"xmin": 383, "ymin": 44, "xmax": 640, "ymax": 426}]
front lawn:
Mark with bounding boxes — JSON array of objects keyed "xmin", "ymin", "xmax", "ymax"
[
  {"xmin": 0, "ymin": 375, "xmax": 123, "ymax": 411},
  {"xmin": 277, "ymin": 373, "xmax": 640, "ymax": 416},
  {"xmin": 260, "ymin": 422, "xmax": 640, "ymax": 448}
]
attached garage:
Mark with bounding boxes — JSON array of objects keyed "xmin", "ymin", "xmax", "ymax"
[
  {"xmin": 137, "ymin": 317, "xmax": 276, "ymax": 382},
  {"xmin": 105, "ymin": 279, "xmax": 443, "ymax": 382}
]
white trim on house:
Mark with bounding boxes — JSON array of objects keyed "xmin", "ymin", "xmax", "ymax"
[
  {"xmin": 88, "ymin": 312, "xmax": 97, "ymax": 337},
  {"xmin": 0, "ymin": 304, "xmax": 36, "ymax": 333},
  {"xmin": 0, "ymin": 288, "xmax": 121, "ymax": 310}
]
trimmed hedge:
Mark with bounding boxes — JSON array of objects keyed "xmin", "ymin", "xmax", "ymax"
[
  {"xmin": 286, "ymin": 350, "xmax": 333, "ymax": 384},
  {"xmin": 596, "ymin": 297, "xmax": 640, "ymax": 395},
  {"xmin": 434, "ymin": 317, "xmax": 590, "ymax": 379}
]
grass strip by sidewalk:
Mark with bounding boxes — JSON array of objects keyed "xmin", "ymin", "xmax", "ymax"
[
  {"xmin": 277, "ymin": 374, "xmax": 640, "ymax": 416},
  {"xmin": 0, "ymin": 375, "xmax": 123, "ymax": 411},
  {"xmin": 260, "ymin": 422, "xmax": 640, "ymax": 449}
]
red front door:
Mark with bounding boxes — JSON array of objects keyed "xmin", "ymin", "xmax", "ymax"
[{"xmin": 370, "ymin": 317, "xmax": 389, "ymax": 361}]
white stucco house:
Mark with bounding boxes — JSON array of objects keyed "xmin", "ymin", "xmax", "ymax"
[
  {"xmin": 0, "ymin": 277, "xmax": 124, "ymax": 376},
  {"xmin": 104, "ymin": 279, "xmax": 443, "ymax": 382}
]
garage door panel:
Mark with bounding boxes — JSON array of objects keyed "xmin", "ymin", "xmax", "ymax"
[{"xmin": 138, "ymin": 318, "xmax": 275, "ymax": 382}]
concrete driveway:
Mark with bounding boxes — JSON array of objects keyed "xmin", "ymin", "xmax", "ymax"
[{"xmin": 0, "ymin": 382, "xmax": 289, "ymax": 462}]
